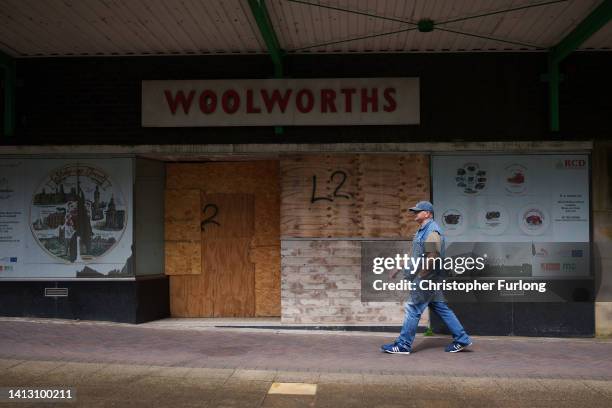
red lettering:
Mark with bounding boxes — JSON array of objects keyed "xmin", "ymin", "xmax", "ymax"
[
  {"xmin": 361, "ymin": 88, "xmax": 378, "ymax": 112},
  {"xmin": 199, "ymin": 90, "xmax": 217, "ymax": 114},
  {"xmin": 296, "ymin": 89, "xmax": 314, "ymax": 113},
  {"xmin": 246, "ymin": 89, "xmax": 261, "ymax": 114},
  {"xmin": 565, "ymin": 159, "xmax": 586, "ymax": 167},
  {"xmin": 261, "ymin": 89, "xmax": 292, "ymax": 113},
  {"xmin": 340, "ymin": 88, "xmax": 356, "ymax": 112},
  {"xmin": 320, "ymin": 89, "xmax": 337, "ymax": 113},
  {"xmin": 221, "ymin": 90, "xmax": 240, "ymax": 114},
  {"xmin": 383, "ymin": 88, "xmax": 397, "ymax": 112},
  {"xmin": 164, "ymin": 90, "xmax": 195, "ymax": 115}
]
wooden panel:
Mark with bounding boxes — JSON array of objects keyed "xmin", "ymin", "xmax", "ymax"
[
  {"xmin": 400, "ymin": 154, "xmax": 431, "ymax": 237},
  {"xmin": 203, "ymin": 238, "xmax": 255, "ymax": 317},
  {"xmin": 164, "ymin": 241, "xmax": 201, "ymax": 275},
  {"xmin": 250, "ymin": 245, "xmax": 281, "ymax": 316},
  {"xmin": 167, "ymin": 161, "xmax": 279, "ymax": 193},
  {"xmin": 164, "ymin": 189, "xmax": 201, "ymax": 241},
  {"xmin": 165, "ymin": 189, "xmax": 201, "ymax": 220},
  {"xmin": 281, "ymin": 154, "xmax": 431, "ymax": 238},
  {"xmin": 169, "ymin": 276, "xmax": 187, "ymax": 316},
  {"xmin": 201, "ymin": 193, "xmax": 255, "ymax": 317},
  {"xmin": 358, "ymin": 154, "xmax": 401, "ymax": 237},
  {"xmin": 166, "ymin": 161, "xmax": 280, "ymax": 317},
  {"xmin": 185, "ymin": 274, "xmax": 208, "ymax": 317},
  {"xmin": 165, "ymin": 221, "xmax": 201, "ymax": 241},
  {"xmin": 326, "ymin": 155, "xmax": 360, "ymax": 237},
  {"xmin": 201, "ymin": 194, "xmax": 255, "ymax": 239},
  {"xmin": 170, "ymin": 275, "xmax": 211, "ymax": 317},
  {"xmin": 281, "ymin": 155, "xmax": 330, "ymax": 237}
]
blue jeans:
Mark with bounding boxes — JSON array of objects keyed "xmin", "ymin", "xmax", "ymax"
[{"xmin": 397, "ymin": 301, "xmax": 471, "ymax": 349}]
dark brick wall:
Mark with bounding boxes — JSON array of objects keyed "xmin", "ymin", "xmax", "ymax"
[
  {"xmin": 0, "ymin": 278, "xmax": 169, "ymax": 324},
  {"xmin": 3, "ymin": 52, "xmax": 612, "ymax": 145}
]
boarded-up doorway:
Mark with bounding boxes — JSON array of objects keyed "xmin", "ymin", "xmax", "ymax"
[{"xmin": 164, "ymin": 161, "xmax": 280, "ymax": 317}]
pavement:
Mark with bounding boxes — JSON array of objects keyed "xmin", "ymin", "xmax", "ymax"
[{"xmin": 1, "ymin": 317, "xmax": 612, "ymax": 407}]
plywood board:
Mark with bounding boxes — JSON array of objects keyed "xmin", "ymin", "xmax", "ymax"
[
  {"xmin": 203, "ymin": 238, "xmax": 255, "ymax": 317},
  {"xmin": 164, "ymin": 188, "xmax": 201, "ymax": 241},
  {"xmin": 357, "ymin": 154, "xmax": 402, "ymax": 237},
  {"xmin": 281, "ymin": 155, "xmax": 330, "ymax": 238},
  {"xmin": 281, "ymin": 154, "xmax": 360, "ymax": 238},
  {"xmin": 201, "ymin": 193, "xmax": 255, "ymax": 239},
  {"xmin": 326, "ymin": 155, "xmax": 360, "ymax": 237},
  {"xmin": 281, "ymin": 154, "xmax": 430, "ymax": 239},
  {"xmin": 250, "ymin": 245, "xmax": 281, "ymax": 316},
  {"xmin": 164, "ymin": 189, "xmax": 201, "ymax": 221},
  {"xmin": 169, "ymin": 276, "xmax": 186, "ymax": 317},
  {"xmin": 164, "ymin": 221, "xmax": 201, "ymax": 242},
  {"xmin": 164, "ymin": 241, "xmax": 201, "ymax": 275},
  {"xmin": 166, "ymin": 161, "xmax": 280, "ymax": 317},
  {"xmin": 399, "ymin": 154, "xmax": 431, "ymax": 237}
]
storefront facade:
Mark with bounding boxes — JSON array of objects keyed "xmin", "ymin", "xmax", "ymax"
[{"xmin": 1, "ymin": 2, "xmax": 612, "ymax": 337}]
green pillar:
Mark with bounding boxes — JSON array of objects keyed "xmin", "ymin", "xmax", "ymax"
[
  {"xmin": 548, "ymin": 0, "xmax": 612, "ymax": 132},
  {"xmin": 247, "ymin": 0, "xmax": 285, "ymax": 135}
]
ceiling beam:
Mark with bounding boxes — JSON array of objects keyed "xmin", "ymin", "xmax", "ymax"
[
  {"xmin": 247, "ymin": 0, "xmax": 284, "ymax": 78},
  {"xmin": 0, "ymin": 50, "xmax": 15, "ymax": 138},
  {"xmin": 548, "ymin": 0, "xmax": 612, "ymax": 131},
  {"xmin": 550, "ymin": 0, "xmax": 612, "ymax": 65}
]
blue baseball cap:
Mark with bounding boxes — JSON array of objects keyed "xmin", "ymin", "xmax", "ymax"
[{"xmin": 409, "ymin": 201, "xmax": 434, "ymax": 213}]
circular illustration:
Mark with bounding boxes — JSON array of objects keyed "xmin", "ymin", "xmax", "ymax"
[
  {"xmin": 30, "ymin": 164, "xmax": 127, "ymax": 263},
  {"xmin": 518, "ymin": 205, "xmax": 549, "ymax": 236},
  {"xmin": 504, "ymin": 163, "xmax": 528, "ymax": 195},
  {"xmin": 441, "ymin": 208, "xmax": 466, "ymax": 236},
  {"xmin": 455, "ymin": 162, "xmax": 487, "ymax": 195},
  {"xmin": 477, "ymin": 204, "xmax": 509, "ymax": 235}
]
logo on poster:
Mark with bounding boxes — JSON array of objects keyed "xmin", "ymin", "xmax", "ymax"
[
  {"xmin": 455, "ymin": 163, "xmax": 487, "ymax": 195},
  {"xmin": 556, "ymin": 159, "xmax": 586, "ymax": 169},
  {"xmin": 562, "ymin": 263, "xmax": 577, "ymax": 273},
  {"xmin": 541, "ymin": 263, "xmax": 560, "ymax": 271},
  {"xmin": 30, "ymin": 164, "xmax": 127, "ymax": 264}
]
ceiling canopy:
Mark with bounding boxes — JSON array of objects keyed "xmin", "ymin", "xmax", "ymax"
[{"xmin": 0, "ymin": 0, "xmax": 611, "ymax": 57}]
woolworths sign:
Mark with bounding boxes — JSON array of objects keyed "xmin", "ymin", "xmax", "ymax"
[{"xmin": 141, "ymin": 78, "xmax": 419, "ymax": 127}]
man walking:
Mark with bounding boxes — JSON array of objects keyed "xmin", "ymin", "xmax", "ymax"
[{"xmin": 381, "ymin": 201, "xmax": 472, "ymax": 354}]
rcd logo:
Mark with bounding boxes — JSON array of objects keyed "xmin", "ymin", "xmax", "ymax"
[
  {"xmin": 559, "ymin": 159, "xmax": 586, "ymax": 169},
  {"xmin": 564, "ymin": 159, "xmax": 586, "ymax": 168}
]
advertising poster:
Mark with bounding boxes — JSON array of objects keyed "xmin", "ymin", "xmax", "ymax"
[
  {"xmin": 0, "ymin": 158, "xmax": 133, "ymax": 279},
  {"xmin": 432, "ymin": 155, "xmax": 590, "ymax": 279}
]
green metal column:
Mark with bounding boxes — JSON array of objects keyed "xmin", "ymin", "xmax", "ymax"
[
  {"xmin": 247, "ymin": 0, "xmax": 285, "ymax": 134},
  {"xmin": 248, "ymin": 0, "xmax": 284, "ymax": 78},
  {"xmin": 548, "ymin": 0, "xmax": 612, "ymax": 131},
  {"xmin": 0, "ymin": 51, "xmax": 15, "ymax": 138}
]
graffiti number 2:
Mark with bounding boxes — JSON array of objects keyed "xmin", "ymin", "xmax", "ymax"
[
  {"xmin": 201, "ymin": 203, "xmax": 220, "ymax": 231},
  {"xmin": 310, "ymin": 170, "xmax": 351, "ymax": 203}
]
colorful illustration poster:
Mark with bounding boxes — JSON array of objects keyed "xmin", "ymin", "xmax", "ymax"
[
  {"xmin": 0, "ymin": 158, "xmax": 133, "ymax": 279},
  {"xmin": 432, "ymin": 155, "xmax": 589, "ymax": 277}
]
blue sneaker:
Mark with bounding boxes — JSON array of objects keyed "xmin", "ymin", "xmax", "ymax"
[
  {"xmin": 381, "ymin": 342, "xmax": 411, "ymax": 354},
  {"xmin": 445, "ymin": 341, "xmax": 472, "ymax": 353}
]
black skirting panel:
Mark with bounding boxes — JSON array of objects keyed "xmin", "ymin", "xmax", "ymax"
[
  {"xmin": 0, "ymin": 277, "xmax": 169, "ymax": 324},
  {"xmin": 431, "ymin": 302, "xmax": 595, "ymax": 337}
]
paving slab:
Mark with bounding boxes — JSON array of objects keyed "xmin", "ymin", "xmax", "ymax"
[{"xmin": 1, "ymin": 319, "xmax": 612, "ymax": 407}]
